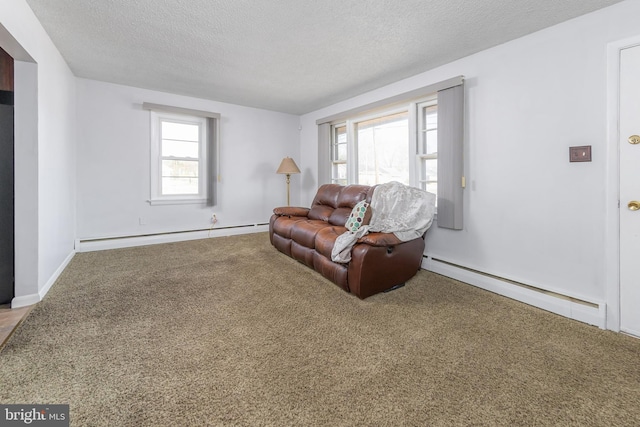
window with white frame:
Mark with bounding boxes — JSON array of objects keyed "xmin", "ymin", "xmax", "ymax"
[
  {"xmin": 330, "ymin": 102, "xmax": 430, "ymax": 191},
  {"xmin": 149, "ymin": 111, "xmax": 210, "ymax": 204},
  {"xmin": 356, "ymin": 111, "xmax": 410, "ymax": 186},
  {"xmin": 417, "ymin": 101, "xmax": 438, "ymax": 195},
  {"xmin": 320, "ymin": 77, "xmax": 464, "ymax": 229},
  {"xmin": 331, "ymin": 124, "xmax": 347, "ymax": 185}
]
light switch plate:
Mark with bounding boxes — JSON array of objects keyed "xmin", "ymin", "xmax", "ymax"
[{"xmin": 570, "ymin": 145, "xmax": 591, "ymax": 162}]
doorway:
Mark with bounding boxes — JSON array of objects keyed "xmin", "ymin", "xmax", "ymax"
[{"xmin": 0, "ymin": 47, "xmax": 14, "ymax": 305}]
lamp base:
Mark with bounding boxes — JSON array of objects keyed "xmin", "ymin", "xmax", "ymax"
[{"xmin": 286, "ymin": 174, "xmax": 291, "ymax": 206}]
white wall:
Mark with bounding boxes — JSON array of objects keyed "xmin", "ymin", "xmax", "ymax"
[
  {"xmin": 0, "ymin": 0, "xmax": 77, "ymax": 306},
  {"xmin": 300, "ymin": 0, "xmax": 640, "ymax": 305},
  {"xmin": 36, "ymin": 39, "xmax": 76, "ymax": 300},
  {"xmin": 13, "ymin": 61, "xmax": 39, "ymax": 301},
  {"xmin": 76, "ymin": 79, "xmax": 300, "ymax": 240}
]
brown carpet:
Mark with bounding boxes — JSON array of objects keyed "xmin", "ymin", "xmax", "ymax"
[{"xmin": 1, "ymin": 232, "xmax": 639, "ymax": 426}]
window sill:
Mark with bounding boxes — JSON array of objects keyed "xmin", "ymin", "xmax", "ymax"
[{"xmin": 147, "ymin": 198, "xmax": 209, "ymax": 206}]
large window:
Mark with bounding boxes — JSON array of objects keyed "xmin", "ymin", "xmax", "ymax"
[
  {"xmin": 330, "ymin": 103, "xmax": 431, "ymax": 191},
  {"xmin": 149, "ymin": 111, "xmax": 210, "ymax": 204},
  {"xmin": 356, "ymin": 111, "xmax": 409, "ymax": 186},
  {"xmin": 321, "ymin": 78, "xmax": 464, "ymax": 229}
]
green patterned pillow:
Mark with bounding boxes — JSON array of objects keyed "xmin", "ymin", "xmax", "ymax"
[{"xmin": 345, "ymin": 200, "xmax": 371, "ymax": 233}]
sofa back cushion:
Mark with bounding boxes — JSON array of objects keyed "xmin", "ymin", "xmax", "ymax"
[
  {"xmin": 328, "ymin": 185, "xmax": 370, "ymax": 226},
  {"xmin": 308, "ymin": 184, "xmax": 341, "ymax": 221},
  {"xmin": 309, "ymin": 184, "xmax": 375, "ymax": 225}
]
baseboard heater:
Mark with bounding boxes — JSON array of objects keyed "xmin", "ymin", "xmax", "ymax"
[
  {"xmin": 422, "ymin": 256, "xmax": 606, "ymax": 329},
  {"xmin": 76, "ymin": 223, "xmax": 269, "ymax": 253}
]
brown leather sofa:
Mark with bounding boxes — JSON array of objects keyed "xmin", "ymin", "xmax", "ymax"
[{"xmin": 269, "ymin": 184, "xmax": 426, "ymax": 299}]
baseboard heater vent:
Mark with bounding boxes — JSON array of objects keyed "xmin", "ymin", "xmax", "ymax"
[
  {"xmin": 422, "ymin": 256, "xmax": 606, "ymax": 329},
  {"xmin": 76, "ymin": 223, "xmax": 269, "ymax": 253}
]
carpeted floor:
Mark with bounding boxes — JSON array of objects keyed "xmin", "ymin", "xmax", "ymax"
[{"xmin": 1, "ymin": 232, "xmax": 639, "ymax": 426}]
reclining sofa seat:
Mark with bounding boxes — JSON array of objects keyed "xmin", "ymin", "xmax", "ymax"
[{"xmin": 269, "ymin": 184, "xmax": 426, "ymax": 299}]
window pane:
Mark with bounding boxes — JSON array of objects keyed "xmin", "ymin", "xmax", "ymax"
[
  {"xmin": 356, "ymin": 112, "xmax": 409, "ymax": 185},
  {"xmin": 162, "ymin": 121, "xmax": 199, "ymax": 141},
  {"xmin": 162, "ymin": 160, "xmax": 199, "ymax": 178},
  {"xmin": 333, "ymin": 163, "xmax": 347, "ymax": 181},
  {"xmin": 335, "ymin": 143, "xmax": 347, "ymax": 161},
  {"xmin": 420, "ymin": 157, "xmax": 437, "ymax": 202},
  {"xmin": 426, "ymin": 182, "xmax": 438, "ymax": 195},
  {"xmin": 333, "ymin": 125, "xmax": 347, "ymax": 161},
  {"xmin": 421, "ymin": 104, "xmax": 437, "ymax": 155},
  {"xmin": 423, "ymin": 158, "xmax": 437, "ymax": 183},
  {"xmin": 162, "ymin": 140, "xmax": 199, "ymax": 158},
  {"xmin": 424, "ymin": 106, "xmax": 437, "ymax": 130},
  {"xmin": 335, "ymin": 125, "xmax": 346, "ymax": 143},
  {"xmin": 162, "ymin": 177, "xmax": 199, "ymax": 195},
  {"xmin": 425, "ymin": 129, "xmax": 437, "ymax": 155}
]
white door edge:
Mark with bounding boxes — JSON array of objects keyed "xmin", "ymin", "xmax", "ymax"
[{"xmin": 605, "ymin": 36, "xmax": 640, "ymax": 332}]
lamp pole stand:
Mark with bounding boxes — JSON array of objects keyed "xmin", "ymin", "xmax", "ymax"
[{"xmin": 286, "ymin": 173, "xmax": 291, "ymax": 206}]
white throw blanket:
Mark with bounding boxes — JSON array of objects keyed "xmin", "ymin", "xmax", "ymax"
[{"xmin": 331, "ymin": 181, "xmax": 436, "ymax": 263}]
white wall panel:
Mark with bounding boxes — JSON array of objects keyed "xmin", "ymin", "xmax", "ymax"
[
  {"xmin": 300, "ymin": 0, "xmax": 640, "ymax": 303},
  {"xmin": 75, "ymin": 79, "xmax": 300, "ymax": 240},
  {"xmin": 0, "ymin": 0, "xmax": 77, "ymax": 303}
]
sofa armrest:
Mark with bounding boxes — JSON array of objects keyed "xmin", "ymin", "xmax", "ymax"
[
  {"xmin": 273, "ymin": 206, "xmax": 310, "ymax": 217},
  {"xmin": 348, "ymin": 237, "xmax": 425, "ymax": 299},
  {"xmin": 357, "ymin": 232, "xmax": 403, "ymax": 247}
]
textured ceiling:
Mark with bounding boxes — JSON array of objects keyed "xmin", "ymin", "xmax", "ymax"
[{"xmin": 25, "ymin": 0, "xmax": 623, "ymax": 114}]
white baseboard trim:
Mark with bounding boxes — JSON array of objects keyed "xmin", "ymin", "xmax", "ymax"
[
  {"xmin": 11, "ymin": 293, "xmax": 40, "ymax": 308},
  {"xmin": 621, "ymin": 327, "xmax": 640, "ymax": 338},
  {"xmin": 12, "ymin": 250, "xmax": 76, "ymax": 309},
  {"xmin": 422, "ymin": 256, "xmax": 607, "ymax": 329},
  {"xmin": 76, "ymin": 224, "xmax": 270, "ymax": 252}
]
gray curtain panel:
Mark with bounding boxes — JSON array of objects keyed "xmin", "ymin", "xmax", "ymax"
[{"xmin": 436, "ymin": 84, "xmax": 464, "ymax": 230}]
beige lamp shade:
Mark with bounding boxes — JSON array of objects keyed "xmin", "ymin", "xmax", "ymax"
[
  {"xmin": 276, "ymin": 157, "xmax": 300, "ymax": 206},
  {"xmin": 276, "ymin": 157, "xmax": 301, "ymax": 175}
]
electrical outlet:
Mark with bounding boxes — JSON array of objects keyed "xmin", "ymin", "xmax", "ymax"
[{"xmin": 139, "ymin": 217, "xmax": 146, "ymax": 225}]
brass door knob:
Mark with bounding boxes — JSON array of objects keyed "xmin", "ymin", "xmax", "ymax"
[
  {"xmin": 628, "ymin": 201, "xmax": 640, "ymax": 211},
  {"xmin": 629, "ymin": 135, "xmax": 640, "ymax": 145}
]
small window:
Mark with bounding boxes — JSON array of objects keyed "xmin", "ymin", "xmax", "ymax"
[
  {"xmin": 150, "ymin": 111, "xmax": 209, "ymax": 204},
  {"xmin": 331, "ymin": 124, "xmax": 347, "ymax": 185},
  {"xmin": 417, "ymin": 102, "xmax": 438, "ymax": 196}
]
